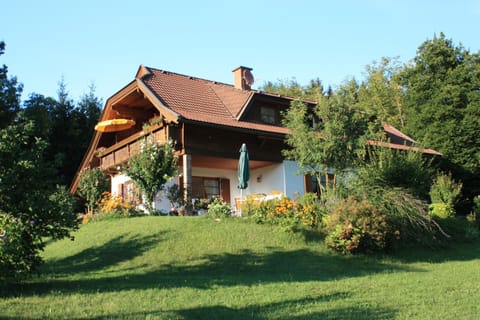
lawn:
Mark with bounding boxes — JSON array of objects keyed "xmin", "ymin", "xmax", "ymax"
[{"xmin": 1, "ymin": 216, "xmax": 479, "ymax": 319}]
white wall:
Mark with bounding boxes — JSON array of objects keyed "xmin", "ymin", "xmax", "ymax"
[
  {"xmin": 110, "ymin": 160, "xmax": 307, "ymax": 213},
  {"xmin": 153, "ymin": 180, "xmax": 175, "ymax": 214},
  {"xmin": 111, "ymin": 174, "xmax": 130, "ymax": 196},
  {"xmin": 249, "ymin": 164, "xmax": 284, "ymax": 195},
  {"xmin": 111, "ymin": 173, "xmax": 174, "ymax": 213},
  {"xmin": 283, "ymin": 160, "xmax": 304, "ymax": 198}
]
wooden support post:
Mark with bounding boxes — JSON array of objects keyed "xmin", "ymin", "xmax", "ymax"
[{"xmin": 182, "ymin": 154, "xmax": 193, "ymax": 215}]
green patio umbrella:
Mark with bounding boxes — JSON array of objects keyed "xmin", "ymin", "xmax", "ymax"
[{"xmin": 238, "ymin": 143, "xmax": 250, "ymax": 194}]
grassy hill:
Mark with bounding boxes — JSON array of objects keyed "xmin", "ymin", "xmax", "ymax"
[{"xmin": 1, "ymin": 216, "xmax": 479, "ymax": 319}]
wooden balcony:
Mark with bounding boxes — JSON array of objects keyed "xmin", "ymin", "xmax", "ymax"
[{"xmin": 98, "ymin": 125, "xmax": 167, "ymax": 171}]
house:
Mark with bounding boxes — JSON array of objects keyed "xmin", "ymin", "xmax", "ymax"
[
  {"xmin": 71, "ymin": 65, "xmax": 441, "ymax": 213},
  {"xmin": 71, "ymin": 66, "xmax": 318, "ymax": 212}
]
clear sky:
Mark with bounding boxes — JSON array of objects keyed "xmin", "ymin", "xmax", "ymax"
[{"xmin": 1, "ymin": 0, "xmax": 479, "ymax": 102}]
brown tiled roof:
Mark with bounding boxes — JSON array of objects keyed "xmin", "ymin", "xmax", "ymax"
[
  {"xmin": 383, "ymin": 123, "xmax": 416, "ymax": 145},
  {"xmin": 140, "ymin": 67, "xmax": 290, "ymax": 135},
  {"xmin": 367, "ymin": 140, "xmax": 442, "ymax": 156},
  {"xmin": 369, "ymin": 123, "xmax": 442, "ymax": 156}
]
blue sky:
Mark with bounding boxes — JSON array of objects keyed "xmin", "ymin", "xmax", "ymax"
[{"xmin": 2, "ymin": 0, "xmax": 479, "ymax": 102}]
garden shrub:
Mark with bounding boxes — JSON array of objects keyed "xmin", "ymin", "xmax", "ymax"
[
  {"xmin": 429, "ymin": 172, "xmax": 462, "ymax": 207},
  {"xmin": 324, "ymin": 196, "xmax": 391, "ymax": 254},
  {"xmin": 428, "ymin": 172, "xmax": 462, "ymax": 220},
  {"xmin": 473, "ymin": 196, "xmax": 480, "ymax": 216},
  {"xmin": 243, "ymin": 193, "xmax": 326, "ymax": 233},
  {"xmin": 464, "ymin": 212, "xmax": 479, "ymax": 241},
  {"xmin": 0, "ymin": 213, "xmax": 41, "ymax": 279},
  {"xmin": 206, "ymin": 198, "xmax": 232, "ymax": 219},
  {"xmin": 429, "ymin": 203, "xmax": 455, "ymax": 219},
  {"xmin": 296, "ymin": 192, "xmax": 325, "ymax": 228},
  {"xmin": 83, "ymin": 192, "xmax": 142, "ymax": 223},
  {"xmin": 1, "ymin": 187, "xmax": 78, "ymax": 279}
]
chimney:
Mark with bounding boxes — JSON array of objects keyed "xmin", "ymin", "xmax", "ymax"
[{"xmin": 232, "ymin": 66, "xmax": 254, "ymax": 90}]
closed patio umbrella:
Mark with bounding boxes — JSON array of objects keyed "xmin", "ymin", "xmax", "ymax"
[{"xmin": 238, "ymin": 143, "xmax": 250, "ymax": 203}]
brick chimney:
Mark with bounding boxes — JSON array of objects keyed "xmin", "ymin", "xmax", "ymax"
[{"xmin": 232, "ymin": 66, "xmax": 254, "ymax": 90}]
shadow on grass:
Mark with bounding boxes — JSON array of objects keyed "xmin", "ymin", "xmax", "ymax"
[
  {"xmin": 43, "ymin": 233, "xmax": 162, "ymax": 275},
  {"xmin": 50, "ymin": 293, "xmax": 396, "ymax": 320},
  {"xmin": 1, "ymin": 245, "xmax": 420, "ymax": 298},
  {"xmin": 0, "ymin": 233, "xmax": 161, "ymax": 297},
  {"xmin": 3, "ymin": 228, "xmax": 478, "ymax": 299},
  {"xmin": 390, "ymin": 238, "xmax": 480, "ymax": 264}
]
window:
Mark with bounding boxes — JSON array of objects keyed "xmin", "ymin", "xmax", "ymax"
[
  {"xmin": 304, "ymin": 173, "xmax": 335, "ymax": 195},
  {"xmin": 260, "ymin": 106, "xmax": 276, "ymax": 124},
  {"xmin": 192, "ymin": 177, "xmax": 220, "ymax": 199},
  {"xmin": 119, "ymin": 180, "xmax": 142, "ymax": 204}
]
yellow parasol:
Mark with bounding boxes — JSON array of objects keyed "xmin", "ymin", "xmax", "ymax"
[{"xmin": 94, "ymin": 119, "xmax": 136, "ymax": 132}]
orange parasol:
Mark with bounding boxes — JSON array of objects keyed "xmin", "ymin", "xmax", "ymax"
[{"xmin": 94, "ymin": 119, "xmax": 136, "ymax": 132}]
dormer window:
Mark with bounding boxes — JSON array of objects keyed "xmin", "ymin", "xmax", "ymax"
[{"xmin": 260, "ymin": 106, "xmax": 277, "ymax": 125}]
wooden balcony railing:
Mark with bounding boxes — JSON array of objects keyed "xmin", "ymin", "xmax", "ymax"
[{"xmin": 98, "ymin": 125, "xmax": 167, "ymax": 171}]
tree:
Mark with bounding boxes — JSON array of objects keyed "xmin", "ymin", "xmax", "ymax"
[
  {"xmin": 0, "ymin": 42, "xmax": 23, "ymax": 129},
  {"xmin": 21, "ymin": 83, "xmax": 103, "ymax": 187},
  {"xmin": 0, "ymin": 122, "xmax": 78, "ymax": 278},
  {"xmin": 400, "ymin": 33, "xmax": 480, "ymax": 199},
  {"xmin": 20, "ymin": 93, "xmax": 56, "ymax": 140},
  {"xmin": 358, "ymin": 57, "xmax": 406, "ymax": 129},
  {"xmin": 77, "ymin": 84, "xmax": 102, "ymax": 152},
  {"xmin": 261, "ymin": 77, "xmax": 325, "ymax": 100},
  {"xmin": 77, "ymin": 167, "xmax": 110, "ymax": 214},
  {"xmin": 122, "ymin": 138, "xmax": 177, "ymax": 214},
  {"xmin": 282, "ymin": 83, "xmax": 368, "ymax": 195}
]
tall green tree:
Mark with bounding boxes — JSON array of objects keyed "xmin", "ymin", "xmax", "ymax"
[
  {"xmin": 400, "ymin": 33, "xmax": 480, "ymax": 197},
  {"xmin": 282, "ymin": 81, "xmax": 368, "ymax": 194},
  {"xmin": 21, "ymin": 83, "xmax": 103, "ymax": 186},
  {"xmin": 20, "ymin": 93, "xmax": 56, "ymax": 140},
  {"xmin": 122, "ymin": 138, "xmax": 177, "ymax": 214},
  {"xmin": 78, "ymin": 84, "xmax": 102, "ymax": 133},
  {"xmin": 358, "ymin": 57, "xmax": 406, "ymax": 129},
  {"xmin": 0, "ymin": 42, "xmax": 23, "ymax": 128}
]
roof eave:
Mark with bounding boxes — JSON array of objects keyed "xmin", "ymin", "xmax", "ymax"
[
  {"xmin": 135, "ymin": 78, "xmax": 180, "ymax": 124},
  {"xmin": 181, "ymin": 118, "xmax": 288, "ymax": 139}
]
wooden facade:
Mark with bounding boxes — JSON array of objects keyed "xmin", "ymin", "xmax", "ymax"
[{"xmin": 70, "ymin": 65, "xmax": 314, "ymax": 212}]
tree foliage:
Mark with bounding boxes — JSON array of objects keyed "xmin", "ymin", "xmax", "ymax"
[
  {"xmin": 0, "ymin": 41, "xmax": 23, "ymax": 129},
  {"xmin": 400, "ymin": 33, "xmax": 480, "ymax": 185},
  {"xmin": 20, "ymin": 82, "xmax": 103, "ymax": 186},
  {"xmin": 0, "ymin": 122, "xmax": 78, "ymax": 278},
  {"xmin": 0, "ymin": 43, "xmax": 89, "ymax": 278},
  {"xmin": 122, "ymin": 138, "xmax": 177, "ymax": 214},
  {"xmin": 282, "ymin": 89, "xmax": 368, "ymax": 194},
  {"xmin": 77, "ymin": 167, "xmax": 110, "ymax": 214},
  {"xmin": 261, "ymin": 77, "xmax": 326, "ymax": 101},
  {"xmin": 358, "ymin": 57, "xmax": 406, "ymax": 129}
]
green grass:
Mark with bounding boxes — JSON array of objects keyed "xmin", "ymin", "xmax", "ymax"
[{"xmin": 1, "ymin": 216, "xmax": 479, "ymax": 319}]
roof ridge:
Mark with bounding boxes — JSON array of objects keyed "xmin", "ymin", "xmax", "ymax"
[
  {"xmin": 250, "ymin": 89, "xmax": 317, "ymax": 104},
  {"xmin": 146, "ymin": 66, "xmax": 235, "ymax": 88}
]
